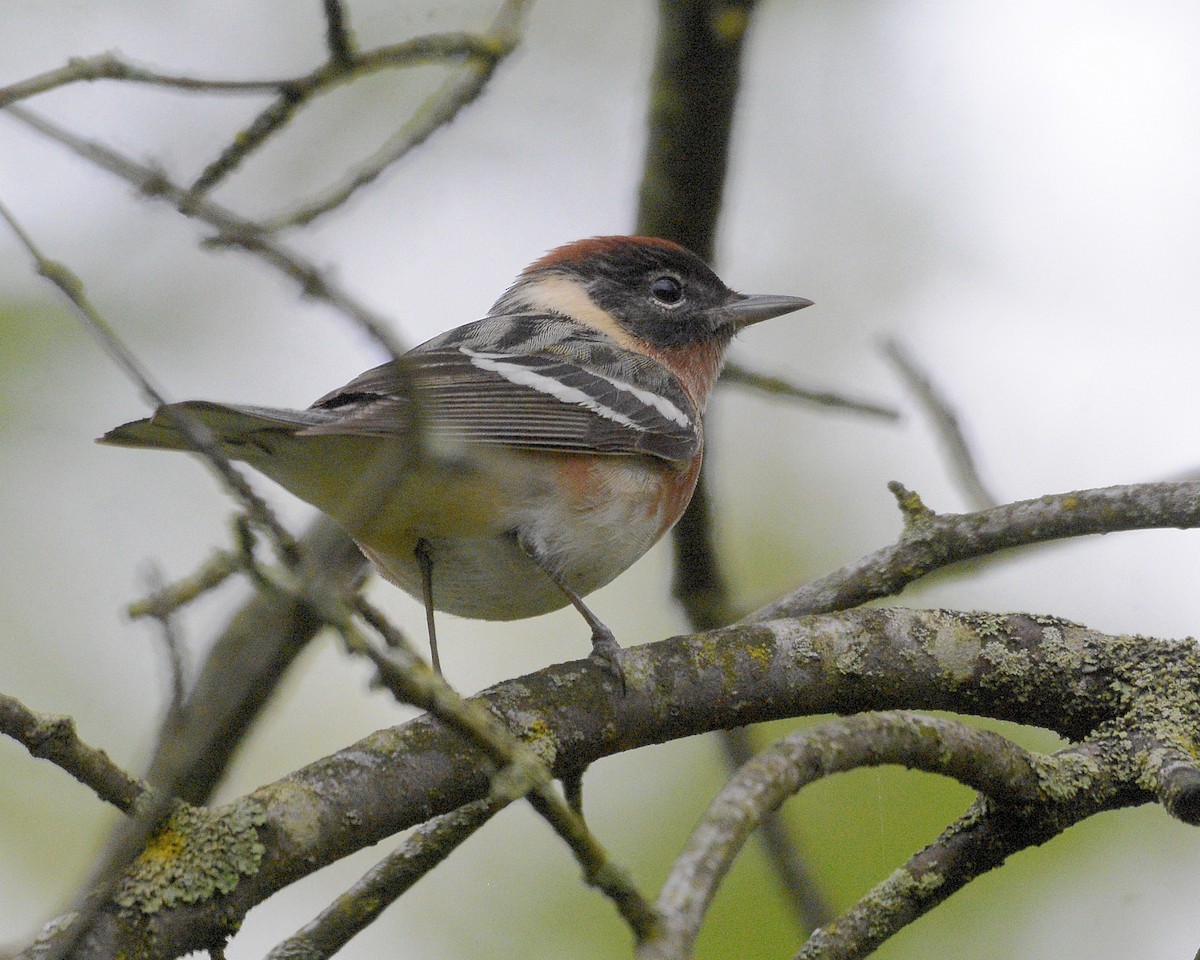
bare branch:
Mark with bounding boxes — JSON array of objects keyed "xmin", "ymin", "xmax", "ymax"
[
  {"xmin": 723, "ymin": 362, "xmax": 900, "ymax": 421},
  {"xmin": 2, "ymin": 104, "xmax": 406, "ymax": 358},
  {"xmin": 0, "ymin": 693, "xmax": 144, "ymax": 812},
  {"xmin": 266, "ymin": 797, "xmax": 504, "ymax": 960},
  {"xmin": 883, "ymin": 338, "xmax": 999, "ymax": 509},
  {"xmin": 142, "ymin": 567, "xmax": 190, "ymax": 728},
  {"xmin": 791, "ymin": 755, "xmax": 1119, "ymax": 960},
  {"xmin": 321, "ymin": 0, "xmax": 356, "ymax": 67},
  {"xmin": 755, "ymin": 479, "xmax": 1200, "ymax": 621},
  {"xmin": 0, "ymin": 52, "xmax": 288, "ymax": 107},
  {"xmin": 259, "ymin": 0, "xmax": 529, "ymax": 230},
  {"xmin": 716, "ymin": 728, "xmax": 834, "ymax": 933},
  {"xmin": 127, "ymin": 549, "xmax": 243, "ymax": 620},
  {"xmin": 28, "ymin": 604, "xmax": 1190, "ymax": 960},
  {"xmin": 0, "ymin": 197, "xmax": 301, "ymax": 564},
  {"xmin": 645, "ymin": 712, "xmax": 1053, "ymax": 959},
  {"xmin": 349, "ymin": 599, "xmax": 661, "ymax": 943}
]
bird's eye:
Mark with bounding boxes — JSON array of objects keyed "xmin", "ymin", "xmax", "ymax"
[{"xmin": 649, "ymin": 275, "xmax": 684, "ymax": 306}]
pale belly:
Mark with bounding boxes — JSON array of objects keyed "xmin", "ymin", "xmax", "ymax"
[{"xmin": 353, "ymin": 449, "xmax": 687, "ymax": 621}]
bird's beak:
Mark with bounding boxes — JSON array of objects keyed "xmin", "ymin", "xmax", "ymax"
[{"xmin": 722, "ymin": 292, "xmax": 814, "ymax": 328}]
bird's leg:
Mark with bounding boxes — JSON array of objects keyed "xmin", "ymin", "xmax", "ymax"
[
  {"xmin": 516, "ymin": 534, "xmax": 625, "ymax": 692},
  {"xmin": 414, "ymin": 538, "xmax": 441, "ymax": 675}
]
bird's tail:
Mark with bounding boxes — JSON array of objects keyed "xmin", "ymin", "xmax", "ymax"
[
  {"xmin": 98, "ymin": 401, "xmax": 406, "ymax": 529},
  {"xmin": 99, "ymin": 401, "xmax": 338, "ymax": 453}
]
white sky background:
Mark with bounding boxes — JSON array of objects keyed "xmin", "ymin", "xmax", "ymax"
[{"xmin": 2, "ymin": 1, "xmax": 1200, "ymax": 958}]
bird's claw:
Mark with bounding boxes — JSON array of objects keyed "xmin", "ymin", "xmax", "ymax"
[{"xmin": 588, "ymin": 628, "xmax": 626, "ymax": 695}]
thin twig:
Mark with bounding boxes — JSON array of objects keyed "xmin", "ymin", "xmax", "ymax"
[
  {"xmin": 723, "ymin": 362, "xmax": 899, "ymax": 421},
  {"xmin": 0, "ymin": 693, "xmax": 144, "ymax": 812},
  {"xmin": 3, "ymin": 104, "xmax": 406, "ymax": 359},
  {"xmin": 188, "ymin": 27, "xmax": 520, "ymax": 198},
  {"xmin": 266, "ymin": 797, "xmax": 504, "ymax": 960},
  {"xmin": 883, "ymin": 338, "xmax": 999, "ymax": 510},
  {"xmin": 259, "ymin": 0, "xmax": 529, "ymax": 231},
  {"xmin": 127, "ymin": 548, "xmax": 244, "ymax": 620},
  {"xmin": 0, "ymin": 31, "xmax": 511, "ymax": 113},
  {"xmin": 0, "ymin": 52, "xmax": 290, "ymax": 107},
  {"xmin": 0, "ymin": 196, "xmax": 301, "ymax": 565},
  {"xmin": 322, "ymin": 0, "xmax": 356, "ymax": 67},
  {"xmin": 753, "ymin": 478, "xmax": 1200, "ymax": 622},
  {"xmin": 142, "ymin": 567, "xmax": 190, "ymax": 730}
]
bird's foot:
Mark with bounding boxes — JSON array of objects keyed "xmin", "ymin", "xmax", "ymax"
[{"xmin": 588, "ymin": 626, "xmax": 626, "ymax": 695}]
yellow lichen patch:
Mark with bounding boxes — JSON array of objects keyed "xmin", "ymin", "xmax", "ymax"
[
  {"xmin": 745, "ymin": 640, "xmax": 774, "ymax": 669},
  {"xmin": 115, "ymin": 799, "xmax": 266, "ymax": 914},
  {"xmin": 509, "ymin": 711, "xmax": 560, "ymax": 766},
  {"xmin": 138, "ymin": 825, "xmax": 185, "ymax": 865}
]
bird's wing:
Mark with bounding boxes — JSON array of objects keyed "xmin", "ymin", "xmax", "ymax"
[{"xmin": 304, "ymin": 315, "xmax": 701, "ymax": 464}]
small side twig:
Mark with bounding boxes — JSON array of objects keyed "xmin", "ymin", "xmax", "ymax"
[
  {"xmin": 259, "ymin": 0, "xmax": 529, "ymax": 231},
  {"xmin": 0, "ymin": 693, "xmax": 144, "ymax": 812},
  {"xmin": 883, "ymin": 338, "xmax": 999, "ymax": 510},
  {"xmin": 723, "ymin": 362, "xmax": 899, "ymax": 421},
  {"xmin": 348, "ymin": 600, "xmax": 662, "ymax": 943},
  {"xmin": 127, "ymin": 547, "xmax": 244, "ymax": 620},
  {"xmin": 3, "ymin": 104, "xmax": 406, "ymax": 359},
  {"xmin": 0, "ymin": 52, "xmax": 289, "ymax": 107},
  {"xmin": 142, "ymin": 567, "xmax": 191, "ymax": 731},
  {"xmin": 322, "ymin": 0, "xmax": 356, "ymax": 67}
]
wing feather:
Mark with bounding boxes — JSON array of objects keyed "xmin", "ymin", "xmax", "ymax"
[{"xmin": 302, "ymin": 315, "xmax": 701, "ymax": 463}]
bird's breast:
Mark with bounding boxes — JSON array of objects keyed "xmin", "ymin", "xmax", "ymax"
[{"xmin": 356, "ymin": 448, "xmax": 703, "ymax": 621}]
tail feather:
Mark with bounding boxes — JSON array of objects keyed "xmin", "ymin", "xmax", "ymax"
[
  {"xmin": 98, "ymin": 401, "xmax": 406, "ymax": 527},
  {"xmin": 98, "ymin": 401, "xmax": 338, "ymax": 452}
]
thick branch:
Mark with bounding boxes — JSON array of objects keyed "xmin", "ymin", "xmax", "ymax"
[
  {"xmin": 644, "ymin": 712, "xmax": 1064, "ymax": 960},
  {"xmin": 34, "ymin": 606, "xmax": 1190, "ymax": 960}
]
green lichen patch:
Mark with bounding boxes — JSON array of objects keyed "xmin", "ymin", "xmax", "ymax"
[{"xmin": 115, "ymin": 799, "xmax": 266, "ymax": 914}]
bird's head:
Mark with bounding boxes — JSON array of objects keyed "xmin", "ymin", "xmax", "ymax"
[
  {"xmin": 490, "ymin": 236, "xmax": 811, "ymax": 402},
  {"xmin": 492, "ymin": 235, "xmax": 811, "ymax": 353}
]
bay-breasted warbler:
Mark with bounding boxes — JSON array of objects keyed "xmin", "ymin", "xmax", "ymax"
[{"xmin": 103, "ymin": 236, "xmax": 811, "ymax": 680}]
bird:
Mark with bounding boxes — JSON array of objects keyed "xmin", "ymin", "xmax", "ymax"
[{"xmin": 101, "ymin": 236, "xmax": 811, "ymax": 682}]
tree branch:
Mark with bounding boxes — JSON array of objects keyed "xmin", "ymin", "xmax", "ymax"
[
  {"xmin": 643, "ymin": 712, "xmax": 1061, "ymax": 959},
  {"xmin": 0, "ymin": 693, "xmax": 144, "ymax": 813},
  {"xmin": 756, "ymin": 479, "xmax": 1200, "ymax": 620},
  {"xmin": 29, "ymin": 604, "xmax": 1197, "ymax": 959},
  {"xmin": 258, "ymin": 0, "xmax": 529, "ymax": 231},
  {"xmin": 2, "ymin": 104, "xmax": 405, "ymax": 358},
  {"xmin": 265, "ymin": 797, "xmax": 504, "ymax": 960},
  {"xmin": 883, "ymin": 338, "xmax": 998, "ymax": 509},
  {"xmin": 722, "ymin": 362, "xmax": 900, "ymax": 421}
]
